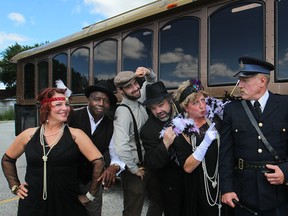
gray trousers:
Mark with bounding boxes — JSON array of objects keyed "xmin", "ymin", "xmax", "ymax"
[{"xmin": 120, "ymin": 166, "xmax": 163, "ymax": 216}]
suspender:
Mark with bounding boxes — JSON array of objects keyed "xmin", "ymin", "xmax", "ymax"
[
  {"xmin": 241, "ymin": 100, "xmax": 280, "ymax": 161},
  {"xmin": 118, "ymin": 104, "xmax": 143, "ymax": 164}
]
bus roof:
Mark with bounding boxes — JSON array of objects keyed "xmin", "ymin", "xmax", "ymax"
[{"xmin": 11, "ymin": 0, "xmax": 197, "ymax": 63}]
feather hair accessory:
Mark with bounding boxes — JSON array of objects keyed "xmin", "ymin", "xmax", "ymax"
[
  {"xmin": 159, "ymin": 96, "xmax": 229, "ymax": 138},
  {"xmin": 55, "ymin": 80, "xmax": 72, "ymax": 97},
  {"xmin": 159, "ymin": 113, "xmax": 198, "ymax": 138}
]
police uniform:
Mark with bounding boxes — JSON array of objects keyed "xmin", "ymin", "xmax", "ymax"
[{"xmin": 219, "ymin": 57, "xmax": 288, "ymax": 216}]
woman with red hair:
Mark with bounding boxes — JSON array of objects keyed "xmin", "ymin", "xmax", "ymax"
[{"xmin": 1, "ymin": 87, "xmax": 104, "ymax": 216}]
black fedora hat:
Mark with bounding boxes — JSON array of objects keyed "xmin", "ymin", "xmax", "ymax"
[
  {"xmin": 143, "ymin": 81, "xmax": 172, "ymax": 106},
  {"xmin": 84, "ymin": 81, "xmax": 117, "ymax": 106}
]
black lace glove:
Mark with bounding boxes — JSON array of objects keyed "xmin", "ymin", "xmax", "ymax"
[
  {"xmin": 78, "ymin": 157, "xmax": 105, "ymax": 204},
  {"xmin": 1, "ymin": 153, "xmax": 21, "ymax": 189}
]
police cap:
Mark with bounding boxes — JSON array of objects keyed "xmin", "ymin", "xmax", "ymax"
[{"xmin": 233, "ymin": 56, "xmax": 274, "ymax": 78}]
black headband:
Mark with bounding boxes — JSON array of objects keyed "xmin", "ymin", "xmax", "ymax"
[{"xmin": 179, "ymin": 79, "xmax": 204, "ymax": 103}]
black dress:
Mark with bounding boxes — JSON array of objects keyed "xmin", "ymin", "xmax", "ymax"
[
  {"xmin": 173, "ymin": 119, "xmax": 221, "ymax": 216},
  {"xmin": 18, "ymin": 126, "xmax": 87, "ymax": 216}
]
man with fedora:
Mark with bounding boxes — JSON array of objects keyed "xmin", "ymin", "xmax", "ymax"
[
  {"xmin": 113, "ymin": 67, "xmax": 162, "ymax": 216},
  {"xmin": 69, "ymin": 80, "xmax": 125, "ymax": 216},
  {"xmin": 219, "ymin": 56, "xmax": 288, "ymax": 216},
  {"xmin": 140, "ymin": 81, "xmax": 185, "ymax": 216}
]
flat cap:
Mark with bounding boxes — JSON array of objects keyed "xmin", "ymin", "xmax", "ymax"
[
  {"xmin": 114, "ymin": 71, "xmax": 138, "ymax": 88},
  {"xmin": 234, "ymin": 56, "xmax": 275, "ymax": 78}
]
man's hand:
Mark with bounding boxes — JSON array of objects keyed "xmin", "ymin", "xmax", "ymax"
[
  {"xmin": 97, "ymin": 164, "xmax": 119, "ymax": 189},
  {"xmin": 221, "ymin": 192, "xmax": 239, "ymax": 208},
  {"xmin": 135, "ymin": 67, "xmax": 150, "ymax": 78},
  {"xmin": 163, "ymin": 126, "xmax": 176, "ymax": 149},
  {"xmin": 135, "ymin": 166, "xmax": 146, "ymax": 180},
  {"xmin": 265, "ymin": 164, "xmax": 285, "ymax": 185}
]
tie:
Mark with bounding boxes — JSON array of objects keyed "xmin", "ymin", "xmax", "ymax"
[{"xmin": 254, "ymin": 101, "xmax": 262, "ymax": 117}]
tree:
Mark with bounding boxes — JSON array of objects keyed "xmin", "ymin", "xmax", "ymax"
[{"xmin": 0, "ymin": 42, "xmax": 47, "ymax": 89}]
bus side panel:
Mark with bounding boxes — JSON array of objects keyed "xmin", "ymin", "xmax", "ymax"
[{"xmin": 14, "ymin": 104, "xmax": 38, "ymax": 136}]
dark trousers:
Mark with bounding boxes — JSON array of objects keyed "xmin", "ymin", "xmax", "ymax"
[
  {"xmin": 120, "ymin": 166, "xmax": 163, "ymax": 216},
  {"xmin": 161, "ymin": 182, "xmax": 185, "ymax": 216},
  {"xmin": 235, "ymin": 201, "xmax": 288, "ymax": 216},
  {"xmin": 79, "ymin": 181, "xmax": 103, "ymax": 216}
]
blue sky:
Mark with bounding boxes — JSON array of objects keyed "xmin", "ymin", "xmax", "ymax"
[{"xmin": 0, "ymin": 0, "xmax": 155, "ymax": 89}]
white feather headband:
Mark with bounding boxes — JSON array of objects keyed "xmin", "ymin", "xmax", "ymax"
[{"xmin": 55, "ymin": 79, "xmax": 72, "ymax": 97}]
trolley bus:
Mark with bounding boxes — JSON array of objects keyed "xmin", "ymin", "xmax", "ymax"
[{"xmin": 11, "ymin": 0, "xmax": 288, "ymax": 135}]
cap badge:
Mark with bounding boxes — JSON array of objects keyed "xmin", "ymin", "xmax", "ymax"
[{"xmin": 239, "ymin": 60, "xmax": 245, "ymax": 69}]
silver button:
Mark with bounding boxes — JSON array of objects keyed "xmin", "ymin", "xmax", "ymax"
[
  {"xmin": 258, "ymin": 136, "xmax": 261, "ymax": 140},
  {"xmin": 259, "ymin": 123, "xmax": 263, "ymax": 127},
  {"xmin": 258, "ymin": 148, "xmax": 263, "ymax": 153},
  {"xmin": 235, "ymin": 129, "xmax": 238, "ymax": 132},
  {"xmin": 283, "ymin": 128, "xmax": 286, "ymax": 132}
]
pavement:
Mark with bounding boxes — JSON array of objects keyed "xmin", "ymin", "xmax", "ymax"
[{"xmin": 0, "ymin": 121, "xmax": 148, "ymax": 216}]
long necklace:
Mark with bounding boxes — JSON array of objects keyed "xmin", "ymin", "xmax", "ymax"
[
  {"xmin": 190, "ymin": 118, "xmax": 221, "ymax": 215},
  {"xmin": 40, "ymin": 123, "xmax": 65, "ymax": 200}
]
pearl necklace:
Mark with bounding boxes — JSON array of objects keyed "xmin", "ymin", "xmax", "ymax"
[
  {"xmin": 43, "ymin": 128, "xmax": 62, "ymax": 137},
  {"xmin": 40, "ymin": 123, "xmax": 65, "ymax": 200},
  {"xmin": 190, "ymin": 118, "xmax": 221, "ymax": 215}
]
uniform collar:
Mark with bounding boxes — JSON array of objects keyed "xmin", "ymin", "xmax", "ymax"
[{"xmin": 251, "ymin": 90, "xmax": 269, "ymax": 112}]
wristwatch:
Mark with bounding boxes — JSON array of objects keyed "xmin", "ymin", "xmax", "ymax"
[{"xmin": 11, "ymin": 185, "xmax": 20, "ymax": 195}]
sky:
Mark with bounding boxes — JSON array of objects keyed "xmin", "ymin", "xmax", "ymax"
[{"xmin": 0, "ymin": 0, "xmax": 155, "ymax": 89}]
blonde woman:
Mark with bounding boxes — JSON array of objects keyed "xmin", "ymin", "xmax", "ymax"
[{"xmin": 170, "ymin": 79, "xmax": 227, "ymax": 216}]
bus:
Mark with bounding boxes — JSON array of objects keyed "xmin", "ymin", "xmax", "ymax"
[{"xmin": 11, "ymin": 0, "xmax": 288, "ymax": 135}]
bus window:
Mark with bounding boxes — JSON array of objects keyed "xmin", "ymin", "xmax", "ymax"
[
  {"xmin": 276, "ymin": 0, "xmax": 288, "ymax": 81},
  {"xmin": 94, "ymin": 39, "xmax": 117, "ymax": 82},
  {"xmin": 38, "ymin": 61, "xmax": 48, "ymax": 91},
  {"xmin": 209, "ymin": 1, "xmax": 264, "ymax": 85},
  {"xmin": 52, "ymin": 53, "xmax": 68, "ymax": 86},
  {"xmin": 122, "ymin": 29, "xmax": 153, "ymax": 71},
  {"xmin": 24, "ymin": 63, "xmax": 35, "ymax": 99},
  {"xmin": 71, "ymin": 47, "xmax": 89, "ymax": 94},
  {"xmin": 159, "ymin": 17, "xmax": 199, "ymax": 88}
]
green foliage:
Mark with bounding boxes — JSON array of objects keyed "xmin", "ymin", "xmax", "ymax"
[
  {"xmin": 0, "ymin": 42, "xmax": 48, "ymax": 89},
  {"xmin": 0, "ymin": 108, "xmax": 15, "ymax": 121}
]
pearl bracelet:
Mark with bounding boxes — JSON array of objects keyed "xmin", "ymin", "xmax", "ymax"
[{"xmin": 86, "ymin": 191, "xmax": 95, "ymax": 201}]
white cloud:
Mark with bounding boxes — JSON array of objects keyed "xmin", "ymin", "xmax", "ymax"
[
  {"xmin": 278, "ymin": 51, "xmax": 288, "ymax": 65},
  {"xmin": 94, "ymin": 40, "xmax": 116, "ymax": 62},
  {"xmin": 0, "ymin": 32, "xmax": 29, "ymax": 50},
  {"xmin": 83, "ymin": 0, "xmax": 155, "ymax": 18},
  {"xmin": 8, "ymin": 12, "xmax": 26, "ymax": 26},
  {"xmin": 123, "ymin": 36, "xmax": 146, "ymax": 60},
  {"xmin": 210, "ymin": 62, "xmax": 236, "ymax": 78},
  {"xmin": 160, "ymin": 48, "xmax": 198, "ymax": 78}
]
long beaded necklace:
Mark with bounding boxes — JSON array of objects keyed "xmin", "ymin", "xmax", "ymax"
[
  {"xmin": 190, "ymin": 118, "xmax": 221, "ymax": 216},
  {"xmin": 40, "ymin": 123, "xmax": 65, "ymax": 200}
]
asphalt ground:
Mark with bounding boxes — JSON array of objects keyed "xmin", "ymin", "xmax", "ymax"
[{"xmin": 0, "ymin": 121, "xmax": 148, "ymax": 216}]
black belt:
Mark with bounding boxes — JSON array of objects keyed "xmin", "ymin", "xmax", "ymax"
[{"xmin": 236, "ymin": 158, "xmax": 283, "ymax": 173}]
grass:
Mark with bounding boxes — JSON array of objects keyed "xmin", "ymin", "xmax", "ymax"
[{"xmin": 0, "ymin": 108, "xmax": 15, "ymax": 121}]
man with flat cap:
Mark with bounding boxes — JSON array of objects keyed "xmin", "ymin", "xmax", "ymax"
[
  {"xmin": 113, "ymin": 67, "xmax": 162, "ymax": 216},
  {"xmin": 69, "ymin": 80, "xmax": 125, "ymax": 216},
  {"xmin": 219, "ymin": 56, "xmax": 288, "ymax": 216},
  {"xmin": 140, "ymin": 81, "xmax": 185, "ymax": 216}
]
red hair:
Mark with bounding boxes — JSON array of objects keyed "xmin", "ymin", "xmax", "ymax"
[{"xmin": 37, "ymin": 88, "xmax": 67, "ymax": 124}]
